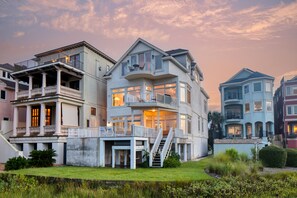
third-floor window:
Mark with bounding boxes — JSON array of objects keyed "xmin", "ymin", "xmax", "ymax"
[{"xmin": 180, "ymin": 82, "xmax": 191, "ymax": 104}]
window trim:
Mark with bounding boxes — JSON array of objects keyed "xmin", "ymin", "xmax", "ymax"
[
  {"xmin": 254, "ymin": 101, "xmax": 263, "ymax": 112},
  {"xmin": 287, "ymin": 105, "xmax": 297, "ymax": 115},
  {"xmin": 253, "ymin": 82, "xmax": 262, "ymax": 92}
]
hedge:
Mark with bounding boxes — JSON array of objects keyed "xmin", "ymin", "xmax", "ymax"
[
  {"xmin": 286, "ymin": 149, "xmax": 297, "ymax": 167},
  {"xmin": 259, "ymin": 146, "xmax": 287, "ymax": 168}
]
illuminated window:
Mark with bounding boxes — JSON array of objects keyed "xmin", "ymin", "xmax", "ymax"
[
  {"xmin": 31, "ymin": 107, "xmax": 40, "ymax": 127},
  {"xmin": 227, "ymin": 125, "xmax": 242, "ymax": 137},
  {"xmin": 127, "ymin": 86, "xmax": 141, "ymax": 102},
  {"xmin": 112, "ymin": 88, "xmax": 125, "ymax": 107},
  {"xmin": 180, "ymin": 82, "xmax": 191, "ymax": 103},
  {"xmin": 45, "ymin": 107, "xmax": 51, "ymax": 126},
  {"xmin": 254, "ymin": 101, "xmax": 262, "ymax": 111},
  {"xmin": 245, "ymin": 103, "xmax": 250, "ymax": 113},
  {"xmin": 154, "ymin": 83, "xmax": 176, "ymax": 102}
]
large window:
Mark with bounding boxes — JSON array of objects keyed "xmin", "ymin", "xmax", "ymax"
[
  {"xmin": 266, "ymin": 101, "xmax": 272, "ymax": 111},
  {"xmin": 227, "ymin": 125, "xmax": 242, "ymax": 137},
  {"xmin": 254, "ymin": 101, "xmax": 262, "ymax": 111},
  {"xmin": 155, "ymin": 55, "xmax": 162, "ymax": 70},
  {"xmin": 45, "ymin": 107, "xmax": 52, "ymax": 126},
  {"xmin": 180, "ymin": 114, "xmax": 191, "ymax": 134},
  {"xmin": 154, "ymin": 83, "xmax": 176, "ymax": 103},
  {"xmin": 112, "ymin": 88, "xmax": 125, "ymax": 107},
  {"xmin": 287, "ymin": 105, "xmax": 297, "ymax": 115},
  {"xmin": 127, "ymin": 86, "xmax": 141, "ymax": 102},
  {"xmin": 286, "ymin": 86, "xmax": 297, "ymax": 96},
  {"xmin": 70, "ymin": 54, "xmax": 80, "ymax": 68},
  {"xmin": 265, "ymin": 82, "xmax": 271, "ymax": 92},
  {"xmin": 0, "ymin": 90, "xmax": 5, "ymax": 100},
  {"xmin": 254, "ymin": 82, "xmax": 262, "ymax": 92},
  {"xmin": 31, "ymin": 107, "xmax": 40, "ymax": 127},
  {"xmin": 180, "ymin": 82, "xmax": 191, "ymax": 104}
]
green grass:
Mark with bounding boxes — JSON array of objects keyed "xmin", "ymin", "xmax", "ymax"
[{"xmin": 8, "ymin": 158, "xmax": 211, "ymax": 181}]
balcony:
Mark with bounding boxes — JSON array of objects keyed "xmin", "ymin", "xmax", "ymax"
[
  {"xmin": 225, "ymin": 113, "xmax": 243, "ymax": 122},
  {"xmin": 224, "ymin": 90, "xmax": 242, "ymax": 103},
  {"xmin": 126, "ymin": 93, "xmax": 178, "ymax": 109},
  {"xmin": 15, "ymin": 125, "xmax": 70, "ymax": 137},
  {"xmin": 16, "ymin": 85, "xmax": 82, "ymax": 100}
]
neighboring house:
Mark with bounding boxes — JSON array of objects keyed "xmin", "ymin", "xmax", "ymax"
[
  {"xmin": 10, "ymin": 41, "xmax": 116, "ymax": 164},
  {"xmin": 274, "ymin": 75, "xmax": 297, "ymax": 148},
  {"xmin": 219, "ymin": 68, "xmax": 274, "ymax": 142},
  {"xmin": 0, "ymin": 63, "xmax": 27, "ymax": 135},
  {"xmin": 92, "ymin": 38, "xmax": 209, "ymax": 168}
]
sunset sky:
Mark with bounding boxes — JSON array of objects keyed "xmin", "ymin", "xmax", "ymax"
[{"xmin": 1, "ymin": 0, "xmax": 297, "ymax": 111}]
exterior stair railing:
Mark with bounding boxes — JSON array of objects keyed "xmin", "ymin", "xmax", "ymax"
[
  {"xmin": 149, "ymin": 128, "xmax": 163, "ymax": 167},
  {"xmin": 160, "ymin": 128, "xmax": 174, "ymax": 167}
]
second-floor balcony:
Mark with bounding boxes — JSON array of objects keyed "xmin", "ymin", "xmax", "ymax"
[
  {"xmin": 126, "ymin": 93, "xmax": 178, "ymax": 109},
  {"xmin": 225, "ymin": 112, "xmax": 243, "ymax": 122},
  {"xmin": 16, "ymin": 85, "xmax": 82, "ymax": 100}
]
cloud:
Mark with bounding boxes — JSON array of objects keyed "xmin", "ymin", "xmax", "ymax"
[{"xmin": 13, "ymin": 31, "xmax": 25, "ymax": 38}]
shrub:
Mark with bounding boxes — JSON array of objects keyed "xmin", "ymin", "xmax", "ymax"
[
  {"xmin": 214, "ymin": 153, "xmax": 231, "ymax": 163},
  {"xmin": 286, "ymin": 149, "xmax": 297, "ymax": 167},
  {"xmin": 259, "ymin": 146, "xmax": 287, "ymax": 168},
  {"xmin": 163, "ymin": 152, "xmax": 181, "ymax": 168},
  {"xmin": 29, "ymin": 149, "xmax": 56, "ymax": 167},
  {"xmin": 5, "ymin": 156, "xmax": 29, "ymax": 171},
  {"xmin": 225, "ymin": 148, "xmax": 239, "ymax": 161},
  {"xmin": 239, "ymin": 153, "xmax": 250, "ymax": 162}
]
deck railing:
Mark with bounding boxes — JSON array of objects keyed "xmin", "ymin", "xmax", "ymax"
[{"xmin": 126, "ymin": 93, "xmax": 177, "ymax": 107}]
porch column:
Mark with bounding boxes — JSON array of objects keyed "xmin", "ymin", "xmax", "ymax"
[
  {"xmin": 56, "ymin": 69, "xmax": 61, "ymax": 94},
  {"xmin": 243, "ymin": 124, "xmax": 246, "ymax": 139},
  {"xmin": 124, "ymin": 150, "xmax": 127, "ymax": 166},
  {"xmin": 130, "ymin": 138, "xmax": 136, "ymax": 169},
  {"xmin": 28, "ymin": 76, "xmax": 33, "ymax": 98},
  {"xmin": 112, "ymin": 148, "xmax": 116, "ymax": 168},
  {"xmin": 178, "ymin": 144, "xmax": 181, "ymax": 157},
  {"xmin": 55, "ymin": 101, "xmax": 61, "ymax": 135},
  {"xmin": 25, "ymin": 105, "xmax": 31, "ymax": 136},
  {"xmin": 263, "ymin": 122, "xmax": 267, "ymax": 137},
  {"xmin": 42, "ymin": 73, "xmax": 47, "ymax": 96},
  {"xmin": 40, "ymin": 103, "xmax": 45, "ymax": 136},
  {"xmin": 13, "ymin": 107, "xmax": 18, "ymax": 136},
  {"xmin": 183, "ymin": 144, "xmax": 187, "ymax": 162},
  {"xmin": 252, "ymin": 123, "xmax": 255, "ymax": 138},
  {"xmin": 116, "ymin": 150, "xmax": 121, "ymax": 165},
  {"xmin": 99, "ymin": 139, "xmax": 105, "ymax": 167},
  {"xmin": 271, "ymin": 123, "xmax": 275, "ymax": 135},
  {"xmin": 14, "ymin": 79, "xmax": 19, "ymax": 100},
  {"xmin": 157, "ymin": 108, "xmax": 160, "ymax": 131}
]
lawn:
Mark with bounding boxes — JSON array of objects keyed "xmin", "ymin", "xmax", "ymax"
[{"xmin": 8, "ymin": 158, "xmax": 211, "ymax": 181}]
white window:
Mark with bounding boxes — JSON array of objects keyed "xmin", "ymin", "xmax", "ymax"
[
  {"xmin": 180, "ymin": 114, "xmax": 191, "ymax": 134},
  {"xmin": 0, "ymin": 90, "xmax": 5, "ymax": 100},
  {"xmin": 287, "ymin": 86, "xmax": 297, "ymax": 96},
  {"xmin": 265, "ymin": 82, "xmax": 271, "ymax": 92},
  {"xmin": 180, "ymin": 82, "xmax": 191, "ymax": 104},
  {"xmin": 254, "ymin": 101, "xmax": 262, "ymax": 111},
  {"xmin": 254, "ymin": 82, "xmax": 262, "ymax": 92},
  {"xmin": 287, "ymin": 105, "xmax": 297, "ymax": 115},
  {"xmin": 266, "ymin": 101, "xmax": 272, "ymax": 111}
]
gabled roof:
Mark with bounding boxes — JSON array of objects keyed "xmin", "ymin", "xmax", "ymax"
[
  {"xmin": 221, "ymin": 68, "xmax": 274, "ymax": 86},
  {"xmin": 35, "ymin": 41, "xmax": 116, "ymax": 64},
  {"xmin": 105, "ymin": 38, "xmax": 168, "ymax": 76},
  {"xmin": 0, "ymin": 78, "xmax": 28, "ymax": 90},
  {"xmin": 165, "ymin": 49, "xmax": 188, "ymax": 56},
  {"xmin": 0, "ymin": 63, "xmax": 14, "ymax": 71}
]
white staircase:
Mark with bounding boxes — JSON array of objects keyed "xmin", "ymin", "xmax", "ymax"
[
  {"xmin": 150, "ymin": 128, "xmax": 174, "ymax": 168},
  {"xmin": 0, "ymin": 133, "xmax": 23, "ymax": 163}
]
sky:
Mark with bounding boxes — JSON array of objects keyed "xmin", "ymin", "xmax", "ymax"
[{"xmin": 0, "ymin": 0, "xmax": 297, "ymax": 111}]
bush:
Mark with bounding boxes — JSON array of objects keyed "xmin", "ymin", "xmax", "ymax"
[
  {"xmin": 5, "ymin": 156, "xmax": 29, "ymax": 171},
  {"xmin": 29, "ymin": 149, "xmax": 56, "ymax": 167},
  {"xmin": 225, "ymin": 148, "xmax": 239, "ymax": 161},
  {"xmin": 259, "ymin": 146, "xmax": 287, "ymax": 168},
  {"xmin": 286, "ymin": 149, "xmax": 297, "ymax": 167},
  {"xmin": 239, "ymin": 153, "xmax": 250, "ymax": 162},
  {"xmin": 163, "ymin": 152, "xmax": 181, "ymax": 168},
  {"xmin": 214, "ymin": 153, "xmax": 231, "ymax": 163}
]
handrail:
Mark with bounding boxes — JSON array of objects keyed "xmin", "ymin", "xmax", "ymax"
[
  {"xmin": 160, "ymin": 128, "xmax": 174, "ymax": 167},
  {"xmin": 149, "ymin": 128, "xmax": 163, "ymax": 167}
]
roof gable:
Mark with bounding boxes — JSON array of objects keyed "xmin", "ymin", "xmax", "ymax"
[{"xmin": 106, "ymin": 38, "xmax": 167, "ymax": 76}]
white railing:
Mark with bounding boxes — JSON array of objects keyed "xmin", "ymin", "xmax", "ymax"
[
  {"xmin": 44, "ymin": 125, "xmax": 55, "ymax": 133},
  {"xmin": 126, "ymin": 93, "xmax": 177, "ymax": 107},
  {"xmin": 30, "ymin": 126, "xmax": 40, "ymax": 133},
  {"xmin": 44, "ymin": 86, "xmax": 57, "ymax": 94},
  {"xmin": 149, "ymin": 128, "xmax": 163, "ymax": 167},
  {"xmin": 16, "ymin": 127, "xmax": 26, "ymax": 134},
  {"xmin": 174, "ymin": 128, "xmax": 188, "ymax": 139},
  {"xmin": 61, "ymin": 86, "xmax": 82, "ymax": 99},
  {"xmin": 31, "ymin": 88, "xmax": 42, "ymax": 96},
  {"xmin": 68, "ymin": 125, "xmax": 157, "ymax": 138},
  {"xmin": 160, "ymin": 128, "xmax": 174, "ymax": 167},
  {"xmin": 17, "ymin": 90, "xmax": 29, "ymax": 98}
]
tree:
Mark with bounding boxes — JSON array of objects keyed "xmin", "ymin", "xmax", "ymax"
[{"xmin": 208, "ymin": 111, "xmax": 224, "ymax": 152}]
